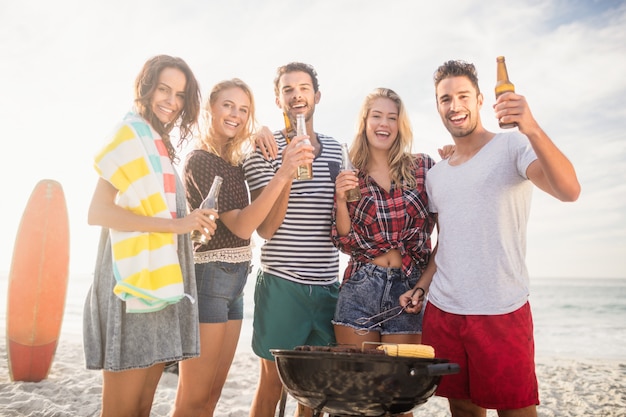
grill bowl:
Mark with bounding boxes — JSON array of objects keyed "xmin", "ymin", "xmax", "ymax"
[{"xmin": 271, "ymin": 346, "xmax": 459, "ymax": 416}]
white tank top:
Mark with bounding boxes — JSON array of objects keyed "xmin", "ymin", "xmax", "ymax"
[{"xmin": 426, "ymin": 132, "xmax": 537, "ymax": 315}]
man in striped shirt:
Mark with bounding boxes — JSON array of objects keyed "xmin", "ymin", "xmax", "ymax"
[{"xmin": 243, "ymin": 62, "xmax": 343, "ymax": 416}]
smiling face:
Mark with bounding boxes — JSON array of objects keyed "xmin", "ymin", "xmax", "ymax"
[
  {"xmin": 435, "ymin": 75, "xmax": 483, "ymax": 138},
  {"xmin": 275, "ymin": 70, "xmax": 320, "ymax": 123},
  {"xmin": 365, "ymin": 97, "xmax": 399, "ymax": 152},
  {"xmin": 150, "ymin": 67, "xmax": 187, "ymax": 125},
  {"xmin": 210, "ymin": 86, "xmax": 250, "ymax": 142}
]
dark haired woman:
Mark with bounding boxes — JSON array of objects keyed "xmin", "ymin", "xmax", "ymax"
[{"xmin": 83, "ymin": 55, "xmax": 216, "ymax": 417}]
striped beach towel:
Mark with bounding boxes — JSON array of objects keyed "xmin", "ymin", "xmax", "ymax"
[{"xmin": 95, "ymin": 110, "xmax": 190, "ymax": 313}]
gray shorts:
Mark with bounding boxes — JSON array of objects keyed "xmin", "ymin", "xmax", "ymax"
[
  {"xmin": 194, "ymin": 260, "xmax": 251, "ymax": 323},
  {"xmin": 332, "ymin": 263, "xmax": 423, "ymax": 335}
]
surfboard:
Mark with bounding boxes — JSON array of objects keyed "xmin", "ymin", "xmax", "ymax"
[{"xmin": 6, "ymin": 179, "xmax": 70, "ymax": 382}]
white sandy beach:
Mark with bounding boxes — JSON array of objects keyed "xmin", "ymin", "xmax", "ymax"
[
  {"xmin": 2, "ymin": 273, "xmax": 626, "ymax": 416},
  {"xmin": 1, "ymin": 337, "xmax": 625, "ymax": 417}
]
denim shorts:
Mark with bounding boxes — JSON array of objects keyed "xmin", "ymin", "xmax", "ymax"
[
  {"xmin": 195, "ymin": 260, "xmax": 251, "ymax": 323},
  {"xmin": 333, "ymin": 263, "xmax": 423, "ymax": 335}
]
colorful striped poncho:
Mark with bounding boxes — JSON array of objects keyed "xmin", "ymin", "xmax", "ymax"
[{"xmin": 94, "ymin": 110, "xmax": 190, "ymax": 313}]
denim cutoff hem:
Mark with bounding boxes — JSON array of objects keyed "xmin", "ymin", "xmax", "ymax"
[
  {"xmin": 195, "ymin": 260, "xmax": 251, "ymax": 323},
  {"xmin": 332, "ymin": 263, "xmax": 423, "ymax": 335}
]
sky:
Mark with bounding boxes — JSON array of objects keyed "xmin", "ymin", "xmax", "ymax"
[{"xmin": 0, "ymin": 0, "xmax": 624, "ymax": 279}]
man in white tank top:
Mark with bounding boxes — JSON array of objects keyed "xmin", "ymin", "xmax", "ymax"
[{"xmin": 401, "ymin": 60, "xmax": 580, "ymax": 417}]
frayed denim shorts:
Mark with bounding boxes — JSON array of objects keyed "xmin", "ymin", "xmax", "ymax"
[
  {"xmin": 195, "ymin": 260, "xmax": 251, "ymax": 323},
  {"xmin": 332, "ymin": 263, "xmax": 423, "ymax": 335}
]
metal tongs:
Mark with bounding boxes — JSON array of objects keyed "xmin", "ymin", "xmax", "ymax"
[{"xmin": 354, "ymin": 286, "xmax": 423, "ymax": 335}]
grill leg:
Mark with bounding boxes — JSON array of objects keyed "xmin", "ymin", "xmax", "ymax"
[
  {"xmin": 277, "ymin": 389, "xmax": 324, "ymax": 417},
  {"xmin": 278, "ymin": 387, "xmax": 288, "ymax": 417}
]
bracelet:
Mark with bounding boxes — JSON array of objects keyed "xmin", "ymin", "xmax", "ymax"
[{"xmin": 413, "ymin": 287, "xmax": 425, "ymax": 298}]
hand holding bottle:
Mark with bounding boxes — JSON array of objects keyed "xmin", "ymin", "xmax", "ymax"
[
  {"xmin": 494, "ymin": 56, "xmax": 517, "ymax": 129},
  {"xmin": 278, "ymin": 135, "xmax": 314, "ymax": 181},
  {"xmin": 294, "ymin": 114, "xmax": 313, "ymax": 180},
  {"xmin": 494, "ymin": 92, "xmax": 542, "ymax": 138},
  {"xmin": 187, "ymin": 208, "xmax": 218, "ymax": 242},
  {"xmin": 493, "ymin": 56, "xmax": 543, "ymax": 137},
  {"xmin": 339, "ymin": 143, "xmax": 361, "ymax": 202},
  {"xmin": 191, "ymin": 176, "xmax": 223, "ymax": 244},
  {"xmin": 335, "ymin": 170, "xmax": 360, "ymax": 203}
]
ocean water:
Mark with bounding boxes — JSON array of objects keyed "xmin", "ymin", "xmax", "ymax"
[
  {"xmin": 528, "ymin": 277, "xmax": 626, "ymax": 360},
  {"xmin": 1, "ymin": 273, "xmax": 624, "ymax": 361},
  {"xmin": 243, "ymin": 274, "xmax": 626, "ymax": 361}
]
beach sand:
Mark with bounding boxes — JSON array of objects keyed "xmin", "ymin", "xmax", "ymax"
[
  {"xmin": 1, "ymin": 337, "xmax": 625, "ymax": 417},
  {"xmin": 2, "ymin": 272, "xmax": 625, "ymax": 416}
]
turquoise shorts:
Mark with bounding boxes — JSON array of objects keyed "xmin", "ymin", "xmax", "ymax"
[{"xmin": 251, "ymin": 270, "xmax": 339, "ymax": 360}]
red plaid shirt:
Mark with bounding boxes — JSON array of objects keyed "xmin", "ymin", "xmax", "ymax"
[{"xmin": 331, "ymin": 154, "xmax": 436, "ymax": 281}]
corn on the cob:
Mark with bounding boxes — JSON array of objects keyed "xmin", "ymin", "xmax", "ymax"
[{"xmin": 377, "ymin": 343, "xmax": 435, "ymax": 358}]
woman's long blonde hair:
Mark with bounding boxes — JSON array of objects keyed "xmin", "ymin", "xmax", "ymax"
[
  {"xmin": 351, "ymin": 88, "xmax": 417, "ymax": 188},
  {"xmin": 200, "ymin": 78, "xmax": 257, "ymax": 166}
]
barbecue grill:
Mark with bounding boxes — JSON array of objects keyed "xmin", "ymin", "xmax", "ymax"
[{"xmin": 272, "ymin": 345, "xmax": 460, "ymax": 416}]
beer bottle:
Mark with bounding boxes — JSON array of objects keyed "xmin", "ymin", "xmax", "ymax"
[
  {"xmin": 283, "ymin": 112, "xmax": 295, "ymax": 143},
  {"xmin": 495, "ymin": 56, "xmax": 517, "ymax": 129},
  {"xmin": 340, "ymin": 143, "xmax": 361, "ymax": 202},
  {"xmin": 295, "ymin": 114, "xmax": 313, "ymax": 180},
  {"xmin": 190, "ymin": 175, "xmax": 223, "ymax": 244}
]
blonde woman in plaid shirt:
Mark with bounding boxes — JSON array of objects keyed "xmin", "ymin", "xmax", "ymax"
[{"xmin": 331, "ymin": 88, "xmax": 438, "ymax": 365}]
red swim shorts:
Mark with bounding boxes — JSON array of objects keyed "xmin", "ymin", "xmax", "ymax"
[{"xmin": 422, "ymin": 302, "xmax": 539, "ymax": 410}]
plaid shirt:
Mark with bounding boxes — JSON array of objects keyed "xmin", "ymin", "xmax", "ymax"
[{"xmin": 331, "ymin": 154, "xmax": 436, "ymax": 281}]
